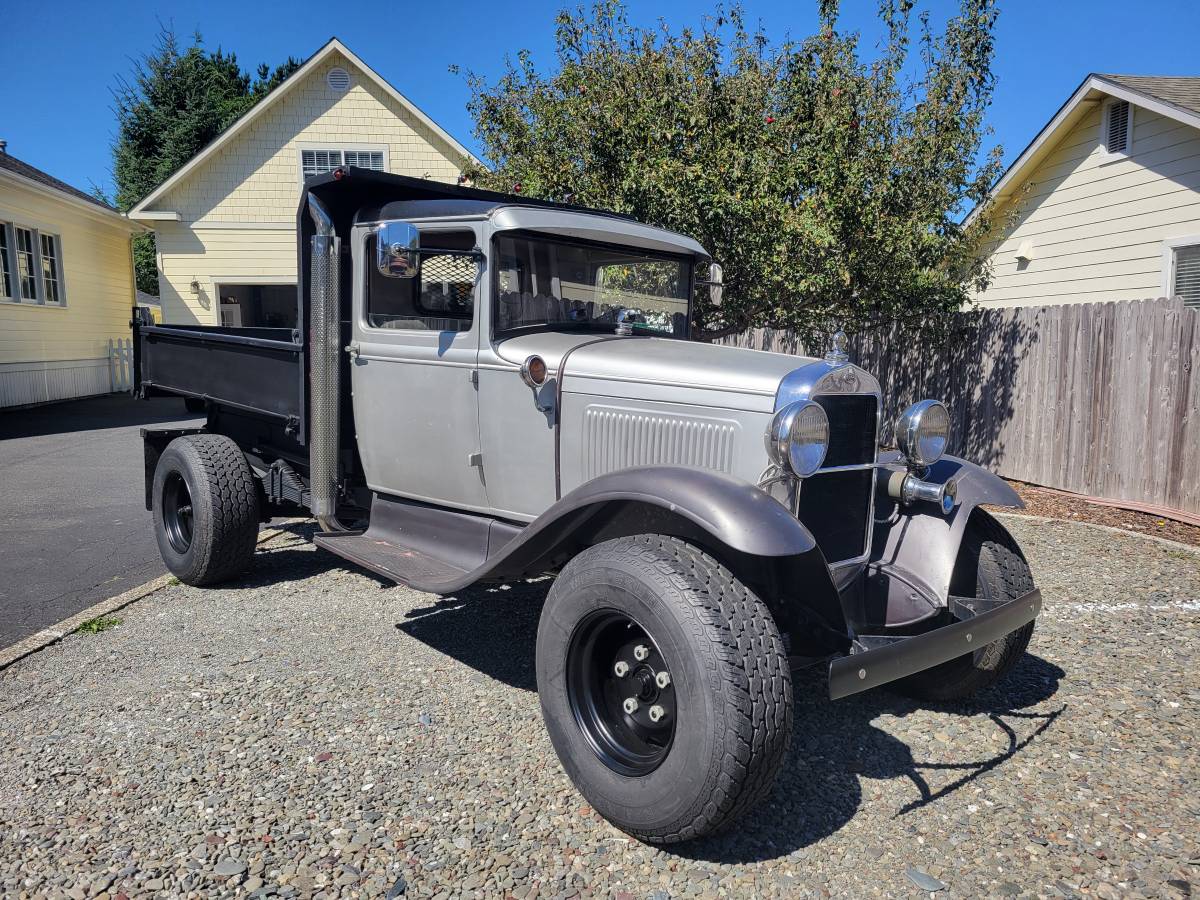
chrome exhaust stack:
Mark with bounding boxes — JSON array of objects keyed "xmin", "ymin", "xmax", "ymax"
[{"xmin": 307, "ymin": 194, "xmax": 349, "ymax": 532}]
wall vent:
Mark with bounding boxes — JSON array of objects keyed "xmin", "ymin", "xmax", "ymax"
[
  {"xmin": 1105, "ymin": 99, "xmax": 1130, "ymax": 154},
  {"xmin": 327, "ymin": 67, "xmax": 351, "ymax": 93}
]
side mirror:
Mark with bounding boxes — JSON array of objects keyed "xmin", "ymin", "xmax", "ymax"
[
  {"xmin": 375, "ymin": 221, "xmax": 421, "ymax": 279},
  {"xmin": 700, "ymin": 262, "xmax": 724, "ymax": 307}
]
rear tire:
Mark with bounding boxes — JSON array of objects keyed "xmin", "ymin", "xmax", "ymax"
[
  {"xmin": 152, "ymin": 434, "xmax": 259, "ymax": 586},
  {"xmin": 536, "ymin": 534, "xmax": 792, "ymax": 843},
  {"xmin": 895, "ymin": 510, "xmax": 1034, "ymax": 701}
]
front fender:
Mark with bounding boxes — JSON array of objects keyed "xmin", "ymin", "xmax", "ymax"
[
  {"xmin": 484, "ymin": 466, "xmax": 847, "ymax": 647},
  {"xmin": 489, "ymin": 465, "xmax": 818, "ymax": 576},
  {"xmin": 863, "ymin": 453, "xmax": 1022, "ymax": 628}
]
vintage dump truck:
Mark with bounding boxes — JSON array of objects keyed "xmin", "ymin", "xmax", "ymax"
[{"xmin": 134, "ymin": 169, "xmax": 1041, "ymax": 843}]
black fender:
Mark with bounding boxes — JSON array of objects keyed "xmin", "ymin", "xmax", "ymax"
[
  {"xmin": 862, "ymin": 452, "xmax": 1023, "ymax": 628},
  {"xmin": 485, "ymin": 466, "xmax": 848, "ymax": 647}
]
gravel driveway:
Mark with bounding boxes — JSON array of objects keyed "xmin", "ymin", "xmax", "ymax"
[{"xmin": 0, "ymin": 516, "xmax": 1196, "ymax": 899}]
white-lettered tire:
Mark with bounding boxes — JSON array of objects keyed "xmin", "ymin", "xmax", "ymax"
[
  {"xmin": 152, "ymin": 434, "xmax": 259, "ymax": 586},
  {"xmin": 895, "ymin": 510, "xmax": 1035, "ymax": 701},
  {"xmin": 536, "ymin": 534, "xmax": 792, "ymax": 843}
]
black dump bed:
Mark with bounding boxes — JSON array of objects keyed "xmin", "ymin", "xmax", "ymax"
[{"xmin": 134, "ymin": 322, "xmax": 306, "ymax": 439}]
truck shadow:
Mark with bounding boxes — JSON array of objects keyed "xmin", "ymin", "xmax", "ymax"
[{"xmin": 395, "ymin": 578, "xmax": 1066, "ymax": 863}]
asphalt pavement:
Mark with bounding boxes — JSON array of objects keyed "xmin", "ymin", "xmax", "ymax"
[{"xmin": 0, "ymin": 393, "xmax": 201, "ymax": 648}]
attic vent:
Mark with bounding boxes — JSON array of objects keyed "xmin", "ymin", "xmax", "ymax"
[
  {"xmin": 1173, "ymin": 244, "xmax": 1200, "ymax": 308},
  {"xmin": 327, "ymin": 67, "xmax": 351, "ymax": 93},
  {"xmin": 1105, "ymin": 100, "xmax": 1130, "ymax": 154}
]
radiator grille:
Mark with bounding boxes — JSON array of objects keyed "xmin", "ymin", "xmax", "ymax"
[
  {"xmin": 813, "ymin": 394, "xmax": 878, "ymax": 467},
  {"xmin": 797, "ymin": 468, "xmax": 874, "ymax": 563},
  {"xmin": 583, "ymin": 406, "xmax": 737, "ymax": 480},
  {"xmin": 797, "ymin": 392, "xmax": 878, "ymax": 564}
]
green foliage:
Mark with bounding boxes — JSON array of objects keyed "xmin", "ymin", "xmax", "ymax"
[
  {"xmin": 112, "ymin": 30, "xmax": 302, "ymax": 295},
  {"xmin": 460, "ymin": 0, "xmax": 1005, "ymax": 344},
  {"xmin": 78, "ymin": 615, "xmax": 121, "ymax": 635}
]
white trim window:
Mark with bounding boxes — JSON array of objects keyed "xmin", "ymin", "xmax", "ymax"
[
  {"xmin": 300, "ymin": 148, "xmax": 385, "ymax": 178},
  {"xmin": 0, "ymin": 225, "xmax": 11, "ymax": 300},
  {"xmin": 0, "ymin": 220, "xmax": 66, "ymax": 305},
  {"xmin": 1168, "ymin": 242, "xmax": 1200, "ymax": 308},
  {"xmin": 1101, "ymin": 99, "xmax": 1133, "ymax": 158}
]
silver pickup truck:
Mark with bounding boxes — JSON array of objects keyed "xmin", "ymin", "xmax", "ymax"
[{"xmin": 134, "ymin": 168, "xmax": 1041, "ymax": 843}]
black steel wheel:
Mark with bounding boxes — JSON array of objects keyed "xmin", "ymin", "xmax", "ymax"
[
  {"xmin": 161, "ymin": 471, "xmax": 194, "ymax": 554},
  {"xmin": 566, "ymin": 610, "xmax": 676, "ymax": 776},
  {"xmin": 536, "ymin": 534, "xmax": 792, "ymax": 844},
  {"xmin": 152, "ymin": 434, "xmax": 259, "ymax": 586}
]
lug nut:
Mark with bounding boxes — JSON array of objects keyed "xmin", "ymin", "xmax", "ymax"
[
  {"xmin": 622, "ymin": 697, "xmax": 639, "ymax": 714},
  {"xmin": 655, "ymin": 671, "xmax": 671, "ymax": 689},
  {"xmin": 613, "ymin": 660, "xmax": 629, "ymax": 677},
  {"xmin": 648, "ymin": 704, "xmax": 666, "ymax": 723},
  {"xmin": 633, "ymin": 644, "xmax": 649, "ymax": 661}
]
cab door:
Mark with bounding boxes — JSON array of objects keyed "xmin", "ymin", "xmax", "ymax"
[{"xmin": 350, "ymin": 225, "xmax": 488, "ymax": 512}]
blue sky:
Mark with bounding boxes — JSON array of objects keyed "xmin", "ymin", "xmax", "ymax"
[{"xmin": 2, "ymin": 0, "xmax": 1198, "ymax": 202}]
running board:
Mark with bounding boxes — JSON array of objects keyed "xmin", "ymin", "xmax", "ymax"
[
  {"xmin": 313, "ymin": 493, "xmax": 522, "ymax": 593},
  {"xmin": 314, "ymin": 529, "xmax": 471, "ymax": 590}
]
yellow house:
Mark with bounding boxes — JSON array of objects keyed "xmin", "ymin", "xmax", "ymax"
[
  {"xmin": 0, "ymin": 147, "xmax": 143, "ymax": 407},
  {"xmin": 974, "ymin": 74, "xmax": 1200, "ymax": 308},
  {"xmin": 128, "ymin": 38, "xmax": 476, "ymax": 326}
]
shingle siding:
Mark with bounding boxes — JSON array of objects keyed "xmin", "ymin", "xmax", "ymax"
[
  {"xmin": 977, "ymin": 102, "xmax": 1200, "ymax": 308},
  {"xmin": 141, "ymin": 53, "xmax": 467, "ymax": 322}
]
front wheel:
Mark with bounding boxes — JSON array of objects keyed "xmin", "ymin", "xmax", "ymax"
[
  {"xmin": 152, "ymin": 434, "xmax": 259, "ymax": 586},
  {"xmin": 895, "ymin": 510, "xmax": 1035, "ymax": 701},
  {"xmin": 536, "ymin": 535, "xmax": 792, "ymax": 843}
]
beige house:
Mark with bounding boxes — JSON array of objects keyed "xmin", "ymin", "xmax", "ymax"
[
  {"xmin": 0, "ymin": 147, "xmax": 144, "ymax": 407},
  {"xmin": 974, "ymin": 74, "xmax": 1200, "ymax": 308},
  {"xmin": 128, "ymin": 38, "xmax": 475, "ymax": 326}
]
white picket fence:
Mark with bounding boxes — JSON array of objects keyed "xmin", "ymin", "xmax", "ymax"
[{"xmin": 108, "ymin": 337, "xmax": 134, "ymax": 393}]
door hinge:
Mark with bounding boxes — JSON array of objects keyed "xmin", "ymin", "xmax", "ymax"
[
  {"xmin": 346, "ymin": 341, "xmax": 361, "ymax": 360},
  {"xmin": 467, "ymin": 452, "xmax": 483, "ymax": 467},
  {"xmin": 468, "ymin": 369, "xmax": 479, "ymax": 385}
]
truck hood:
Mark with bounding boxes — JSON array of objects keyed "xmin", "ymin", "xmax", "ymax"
[{"xmin": 496, "ymin": 335, "xmax": 815, "ymax": 414}]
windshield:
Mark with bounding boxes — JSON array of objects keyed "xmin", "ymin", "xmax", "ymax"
[{"xmin": 494, "ymin": 233, "xmax": 691, "ymax": 338}]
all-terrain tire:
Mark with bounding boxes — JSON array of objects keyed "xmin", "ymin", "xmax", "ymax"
[
  {"xmin": 895, "ymin": 510, "xmax": 1035, "ymax": 701},
  {"xmin": 536, "ymin": 534, "xmax": 792, "ymax": 844},
  {"xmin": 152, "ymin": 434, "xmax": 259, "ymax": 586}
]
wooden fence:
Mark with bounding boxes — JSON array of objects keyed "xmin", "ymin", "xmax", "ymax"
[{"xmin": 727, "ymin": 297, "xmax": 1200, "ymax": 518}]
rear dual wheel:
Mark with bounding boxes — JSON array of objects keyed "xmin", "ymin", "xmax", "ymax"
[{"xmin": 536, "ymin": 535, "xmax": 792, "ymax": 843}]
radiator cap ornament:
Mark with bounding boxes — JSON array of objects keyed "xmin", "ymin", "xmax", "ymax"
[{"xmin": 825, "ymin": 327, "xmax": 849, "ymax": 365}]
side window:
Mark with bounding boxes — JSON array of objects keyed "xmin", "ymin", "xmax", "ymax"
[{"xmin": 366, "ymin": 230, "xmax": 477, "ymax": 331}]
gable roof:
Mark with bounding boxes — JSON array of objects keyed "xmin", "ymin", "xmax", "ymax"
[
  {"xmin": 1100, "ymin": 75, "xmax": 1200, "ymax": 118},
  {"xmin": 967, "ymin": 73, "xmax": 1200, "ymax": 225},
  {"xmin": 128, "ymin": 38, "xmax": 479, "ymax": 219},
  {"xmin": 0, "ymin": 150, "xmax": 116, "ymax": 210},
  {"xmin": 0, "ymin": 150, "xmax": 144, "ymax": 232}
]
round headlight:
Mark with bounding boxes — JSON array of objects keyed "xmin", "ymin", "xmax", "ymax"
[
  {"xmin": 765, "ymin": 400, "xmax": 829, "ymax": 478},
  {"xmin": 896, "ymin": 399, "xmax": 950, "ymax": 468}
]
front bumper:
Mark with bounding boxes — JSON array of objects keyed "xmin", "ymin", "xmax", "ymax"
[{"xmin": 828, "ymin": 588, "xmax": 1042, "ymax": 700}]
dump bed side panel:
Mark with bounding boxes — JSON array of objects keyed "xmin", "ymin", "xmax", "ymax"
[{"xmin": 135, "ymin": 323, "xmax": 305, "ymax": 440}]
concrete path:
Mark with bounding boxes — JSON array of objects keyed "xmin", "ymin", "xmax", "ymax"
[{"xmin": 0, "ymin": 394, "xmax": 200, "ymax": 648}]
